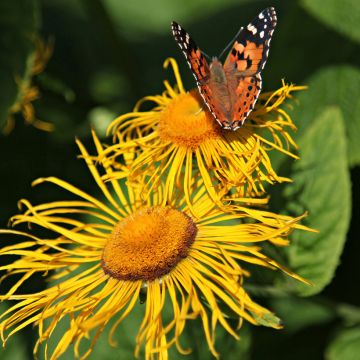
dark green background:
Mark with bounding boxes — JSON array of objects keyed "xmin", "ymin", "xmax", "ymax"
[{"xmin": 1, "ymin": 0, "xmax": 359, "ymax": 359}]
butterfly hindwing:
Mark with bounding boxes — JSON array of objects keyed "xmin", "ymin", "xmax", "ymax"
[
  {"xmin": 231, "ymin": 74, "xmax": 262, "ymax": 129},
  {"xmin": 224, "ymin": 7, "xmax": 277, "ymax": 77}
]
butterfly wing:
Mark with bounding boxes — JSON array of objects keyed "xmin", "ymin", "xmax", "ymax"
[
  {"xmin": 223, "ymin": 7, "xmax": 277, "ymax": 129},
  {"xmin": 228, "ymin": 74, "xmax": 262, "ymax": 130},
  {"xmin": 171, "ymin": 22, "xmax": 210, "ymax": 85},
  {"xmin": 172, "ymin": 7, "xmax": 277, "ymax": 131},
  {"xmin": 224, "ymin": 7, "xmax": 277, "ymax": 76},
  {"xmin": 171, "ymin": 22, "xmax": 225, "ymax": 123}
]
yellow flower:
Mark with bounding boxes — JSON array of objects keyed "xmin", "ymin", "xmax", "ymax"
[
  {"xmin": 0, "ymin": 131, "xmax": 312, "ymax": 360},
  {"xmin": 3, "ymin": 38, "xmax": 54, "ymax": 135},
  {"xmin": 102, "ymin": 58, "xmax": 305, "ymax": 208}
]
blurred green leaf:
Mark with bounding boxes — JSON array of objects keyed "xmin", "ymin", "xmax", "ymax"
[
  {"xmin": 88, "ymin": 107, "xmax": 117, "ymax": 137},
  {"xmin": 292, "ymin": 66, "xmax": 360, "ymax": 167},
  {"xmin": 271, "ymin": 297, "xmax": 336, "ymax": 334},
  {"xmin": 280, "ymin": 106, "xmax": 351, "ymax": 296},
  {"xmin": 325, "ymin": 326, "xmax": 360, "ymax": 360},
  {"xmin": 301, "ymin": 0, "xmax": 360, "ymax": 44},
  {"xmin": 337, "ymin": 304, "xmax": 360, "ymax": 327},
  {"xmin": 0, "ymin": 0, "xmax": 39, "ymax": 129},
  {"xmin": 0, "ymin": 302, "xmax": 28, "ymax": 360},
  {"xmin": 89, "ymin": 69, "xmax": 129, "ymax": 103},
  {"xmin": 102, "ymin": 0, "xmax": 251, "ymax": 37}
]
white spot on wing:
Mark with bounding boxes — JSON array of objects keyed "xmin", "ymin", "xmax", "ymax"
[
  {"xmin": 260, "ymin": 31, "xmax": 264, "ymax": 38},
  {"xmin": 247, "ymin": 24, "xmax": 257, "ymax": 35}
]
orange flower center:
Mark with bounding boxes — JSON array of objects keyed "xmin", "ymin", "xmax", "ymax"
[
  {"xmin": 158, "ymin": 90, "xmax": 221, "ymax": 149},
  {"xmin": 101, "ymin": 206, "xmax": 197, "ymax": 281}
]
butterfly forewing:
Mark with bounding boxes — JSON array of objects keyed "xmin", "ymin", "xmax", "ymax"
[
  {"xmin": 171, "ymin": 22, "xmax": 224, "ymax": 123},
  {"xmin": 224, "ymin": 7, "xmax": 277, "ymax": 77},
  {"xmin": 171, "ymin": 22, "xmax": 210, "ymax": 85}
]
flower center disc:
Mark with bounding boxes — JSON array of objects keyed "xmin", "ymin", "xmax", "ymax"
[
  {"xmin": 158, "ymin": 90, "xmax": 221, "ymax": 148},
  {"xmin": 101, "ymin": 206, "xmax": 197, "ymax": 281}
]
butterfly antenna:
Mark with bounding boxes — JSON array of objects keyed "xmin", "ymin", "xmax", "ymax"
[
  {"xmin": 201, "ymin": 50, "xmax": 211, "ymax": 61},
  {"xmin": 218, "ymin": 26, "xmax": 243, "ymax": 60}
]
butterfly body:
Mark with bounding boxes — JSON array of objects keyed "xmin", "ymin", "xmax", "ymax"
[
  {"xmin": 206, "ymin": 58, "xmax": 240, "ymax": 128},
  {"xmin": 172, "ymin": 7, "xmax": 277, "ymax": 130}
]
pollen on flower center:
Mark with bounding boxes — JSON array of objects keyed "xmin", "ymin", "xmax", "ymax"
[
  {"xmin": 158, "ymin": 89, "xmax": 221, "ymax": 148},
  {"xmin": 101, "ymin": 206, "xmax": 197, "ymax": 281}
]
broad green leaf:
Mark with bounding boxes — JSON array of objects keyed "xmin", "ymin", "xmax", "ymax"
[
  {"xmin": 291, "ymin": 66, "xmax": 360, "ymax": 167},
  {"xmin": 280, "ymin": 106, "xmax": 351, "ymax": 296},
  {"xmin": 325, "ymin": 326, "xmax": 360, "ymax": 360},
  {"xmin": 0, "ymin": 0, "xmax": 40, "ymax": 129},
  {"xmin": 302, "ymin": 0, "xmax": 360, "ymax": 44}
]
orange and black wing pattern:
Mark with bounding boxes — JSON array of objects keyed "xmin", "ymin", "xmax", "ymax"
[
  {"xmin": 171, "ymin": 21, "xmax": 210, "ymax": 86},
  {"xmin": 224, "ymin": 7, "xmax": 277, "ymax": 77},
  {"xmin": 171, "ymin": 22, "xmax": 222, "ymax": 121},
  {"xmin": 172, "ymin": 8, "xmax": 277, "ymax": 131},
  {"xmin": 224, "ymin": 7, "xmax": 277, "ymax": 128}
]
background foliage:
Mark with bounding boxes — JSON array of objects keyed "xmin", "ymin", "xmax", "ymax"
[{"xmin": 1, "ymin": 0, "xmax": 359, "ymax": 359}]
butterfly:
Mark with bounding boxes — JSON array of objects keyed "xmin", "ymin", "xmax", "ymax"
[{"xmin": 171, "ymin": 7, "xmax": 277, "ymax": 131}]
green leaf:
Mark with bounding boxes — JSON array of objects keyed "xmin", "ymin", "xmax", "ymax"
[
  {"xmin": 102, "ymin": 0, "xmax": 251, "ymax": 36},
  {"xmin": 270, "ymin": 296, "xmax": 336, "ymax": 334},
  {"xmin": 301, "ymin": 0, "xmax": 360, "ymax": 44},
  {"xmin": 325, "ymin": 326, "xmax": 360, "ymax": 360},
  {"xmin": 292, "ymin": 66, "xmax": 360, "ymax": 167},
  {"xmin": 280, "ymin": 106, "xmax": 351, "ymax": 296},
  {"xmin": 0, "ymin": 0, "xmax": 39, "ymax": 129},
  {"xmin": 337, "ymin": 304, "xmax": 360, "ymax": 326}
]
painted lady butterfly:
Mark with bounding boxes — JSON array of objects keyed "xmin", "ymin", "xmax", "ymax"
[{"xmin": 171, "ymin": 7, "xmax": 277, "ymax": 130}]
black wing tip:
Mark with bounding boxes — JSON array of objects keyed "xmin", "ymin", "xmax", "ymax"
[
  {"xmin": 253, "ymin": 8, "xmax": 277, "ymax": 29},
  {"xmin": 171, "ymin": 21, "xmax": 184, "ymax": 37},
  {"xmin": 171, "ymin": 21, "xmax": 184, "ymax": 32},
  {"xmin": 264, "ymin": 6, "xmax": 276, "ymax": 14},
  {"xmin": 263, "ymin": 7, "xmax": 277, "ymax": 25},
  {"xmin": 171, "ymin": 21, "xmax": 180, "ymax": 38}
]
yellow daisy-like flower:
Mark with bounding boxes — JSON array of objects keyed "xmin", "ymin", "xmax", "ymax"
[
  {"xmin": 103, "ymin": 58, "xmax": 305, "ymax": 207},
  {"xmin": 0, "ymin": 131, "xmax": 312, "ymax": 359},
  {"xmin": 3, "ymin": 38, "xmax": 54, "ymax": 135}
]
